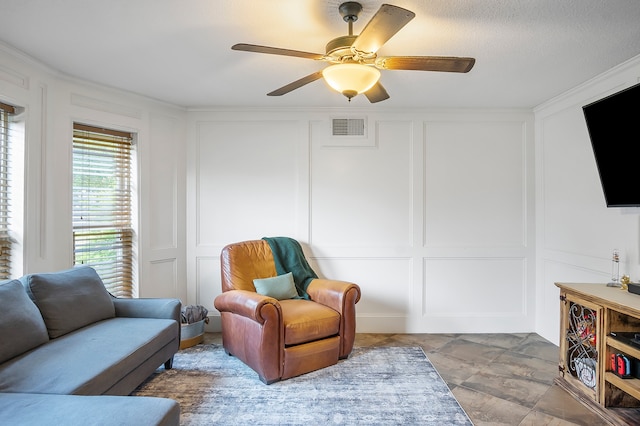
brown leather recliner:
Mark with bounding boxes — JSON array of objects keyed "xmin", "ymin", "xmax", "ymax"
[{"xmin": 214, "ymin": 238, "xmax": 361, "ymax": 384}]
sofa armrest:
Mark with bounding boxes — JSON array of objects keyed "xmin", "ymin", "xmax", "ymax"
[
  {"xmin": 112, "ymin": 297, "xmax": 181, "ymax": 369},
  {"xmin": 306, "ymin": 279, "xmax": 361, "ymax": 314},
  {"xmin": 113, "ymin": 297, "xmax": 181, "ymax": 324},
  {"xmin": 214, "ymin": 290, "xmax": 281, "ymax": 325}
]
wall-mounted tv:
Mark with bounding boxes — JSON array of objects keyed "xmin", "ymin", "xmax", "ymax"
[{"xmin": 583, "ymin": 81, "xmax": 640, "ymax": 207}]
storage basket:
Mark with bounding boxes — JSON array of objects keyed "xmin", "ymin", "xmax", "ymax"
[
  {"xmin": 180, "ymin": 319, "xmax": 205, "ymax": 349},
  {"xmin": 574, "ymin": 357, "xmax": 597, "ymax": 388}
]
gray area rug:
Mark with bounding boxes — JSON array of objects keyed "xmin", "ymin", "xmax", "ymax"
[{"xmin": 133, "ymin": 344, "xmax": 472, "ymax": 425}]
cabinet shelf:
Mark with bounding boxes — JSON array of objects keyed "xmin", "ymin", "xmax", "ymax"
[
  {"xmin": 607, "ymin": 337, "xmax": 640, "ymax": 359},
  {"xmin": 605, "ymin": 372, "xmax": 640, "ymax": 400}
]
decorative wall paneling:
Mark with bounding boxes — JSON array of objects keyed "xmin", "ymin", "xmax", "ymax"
[
  {"xmin": 0, "ymin": 45, "xmax": 187, "ymax": 299},
  {"xmin": 188, "ymin": 110, "xmax": 534, "ymax": 333},
  {"xmin": 534, "ymin": 56, "xmax": 640, "ymax": 344},
  {"xmin": 8, "ymin": 38, "xmax": 639, "ymax": 336}
]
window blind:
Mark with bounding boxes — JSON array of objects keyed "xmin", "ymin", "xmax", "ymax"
[
  {"xmin": 73, "ymin": 123, "xmax": 134, "ymax": 297},
  {"xmin": 0, "ymin": 102, "xmax": 15, "ymax": 280}
]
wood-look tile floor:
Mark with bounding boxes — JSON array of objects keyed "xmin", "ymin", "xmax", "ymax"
[{"xmin": 204, "ymin": 332, "xmax": 606, "ymax": 425}]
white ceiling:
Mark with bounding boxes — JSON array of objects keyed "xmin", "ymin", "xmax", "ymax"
[{"xmin": 1, "ymin": 0, "xmax": 640, "ymax": 109}]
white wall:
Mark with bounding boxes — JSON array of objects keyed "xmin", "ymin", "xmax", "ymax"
[
  {"xmin": 1, "ymin": 37, "xmax": 538, "ymax": 333},
  {"xmin": 534, "ymin": 55, "xmax": 640, "ymax": 344},
  {"xmin": 187, "ymin": 108, "xmax": 535, "ymax": 333},
  {"xmin": 0, "ymin": 43, "xmax": 188, "ymax": 302},
  {"xmin": 9, "ymin": 36, "xmax": 637, "ymax": 337}
]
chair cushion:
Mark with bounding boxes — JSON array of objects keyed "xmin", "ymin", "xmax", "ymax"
[
  {"xmin": 279, "ymin": 299, "xmax": 341, "ymax": 346},
  {"xmin": 0, "ymin": 280, "xmax": 49, "ymax": 363},
  {"xmin": 21, "ymin": 266, "xmax": 115, "ymax": 338},
  {"xmin": 253, "ymin": 272, "xmax": 299, "ymax": 300}
]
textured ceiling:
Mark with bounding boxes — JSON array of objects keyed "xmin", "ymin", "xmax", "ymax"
[{"xmin": 1, "ymin": 0, "xmax": 640, "ymax": 109}]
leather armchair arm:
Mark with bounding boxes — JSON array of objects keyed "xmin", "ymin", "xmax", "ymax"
[
  {"xmin": 214, "ymin": 290, "xmax": 281, "ymax": 325},
  {"xmin": 306, "ymin": 279, "xmax": 360, "ymax": 313},
  {"xmin": 307, "ymin": 279, "xmax": 360, "ymax": 359}
]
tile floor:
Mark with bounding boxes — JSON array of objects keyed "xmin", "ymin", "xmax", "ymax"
[
  {"xmin": 205, "ymin": 332, "xmax": 607, "ymax": 425},
  {"xmin": 352, "ymin": 333, "xmax": 608, "ymax": 425}
]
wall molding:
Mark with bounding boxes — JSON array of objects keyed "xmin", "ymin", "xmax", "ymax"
[{"xmin": 70, "ymin": 93, "xmax": 143, "ymax": 119}]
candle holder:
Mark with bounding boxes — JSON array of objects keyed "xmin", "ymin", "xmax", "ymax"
[{"xmin": 607, "ymin": 249, "xmax": 621, "ymax": 287}]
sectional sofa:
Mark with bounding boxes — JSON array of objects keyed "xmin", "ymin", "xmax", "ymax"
[{"xmin": 0, "ymin": 266, "xmax": 181, "ymax": 425}]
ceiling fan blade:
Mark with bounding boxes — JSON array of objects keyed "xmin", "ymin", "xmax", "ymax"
[
  {"xmin": 351, "ymin": 4, "xmax": 415, "ymax": 54},
  {"xmin": 376, "ymin": 56, "xmax": 476, "ymax": 73},
  {"xmin": 232, "ymin": 43, "xmax": 325, "ymax": 60},
  {"xmin": 267, "ymin": 71, "xmax": 324, "ymax": 96},
  {"xmin": 365, "ymin": 82, "xmax": 390, "ymax": 103}
]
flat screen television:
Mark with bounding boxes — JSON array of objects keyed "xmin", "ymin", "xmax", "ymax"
[{"xmin": 582, "ymin": 81, "xmax": 640, "ymax": 207}]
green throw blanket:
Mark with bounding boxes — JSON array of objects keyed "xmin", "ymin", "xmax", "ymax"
[{"xmin": 262, "ymin": 237, "xmax": 318, "ymax": 300}]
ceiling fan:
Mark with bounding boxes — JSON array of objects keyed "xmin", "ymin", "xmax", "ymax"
[{"xmin": 232, "ymin": 2, "xmax": 475, "ymax": 103}]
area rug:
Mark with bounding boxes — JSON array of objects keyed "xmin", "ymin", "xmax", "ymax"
[{"xmin": 133, "ymin": 344, "xmax": 472, "ymax": 425}]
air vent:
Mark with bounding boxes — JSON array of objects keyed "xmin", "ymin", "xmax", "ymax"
[{"xmin": 332, "ymin": 118, "xmax": 365, "ymax": 136}]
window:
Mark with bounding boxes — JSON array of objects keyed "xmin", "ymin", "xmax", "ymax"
[
  {"xmin": 0, "ymin": 101, "xmax": 24, "ymax": 280},
  {"xmin": 0, "ymin": 102, "xmax": 15, "ymax": 280},
  {"xmin": 72, "ymin": 123, "xmax": 135, "ymax": 297}
]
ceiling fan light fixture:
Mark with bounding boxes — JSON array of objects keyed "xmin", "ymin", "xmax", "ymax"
[
  {"xmin": 232, "ymin": 3, "xmax": 474, "ymax": 103},
  {"xmin": 322, "ymin": 63, "xmax": 381, "ymax": 100}
]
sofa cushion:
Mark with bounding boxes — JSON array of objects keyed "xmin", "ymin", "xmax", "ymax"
[
  {"xmin": 21, "ymin": 266, "xmax": 115, "ymax": 338},
  {"xmin": 0, "ymin": 279, "xmax": 49, "ymax": 363},
  {"xmin": 0, "ymin": 393, "xmax": 180, "ymax": 426},
  {"xmin": 0, "ymin": 317, "xmax": 177, "ymax": 395}
]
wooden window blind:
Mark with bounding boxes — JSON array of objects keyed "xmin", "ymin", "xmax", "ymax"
[
  {"xmin": 0, "ymin": 102, "xmax": 15, "ymax": 280},
  {"xmin": 72, "ymin": 123, "xmax": 134, "ymax": 297}
]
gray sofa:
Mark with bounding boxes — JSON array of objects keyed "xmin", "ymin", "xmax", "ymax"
[{"xmin": 0, "ymin": 266, "xmax": 181, "ymax": 425}]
